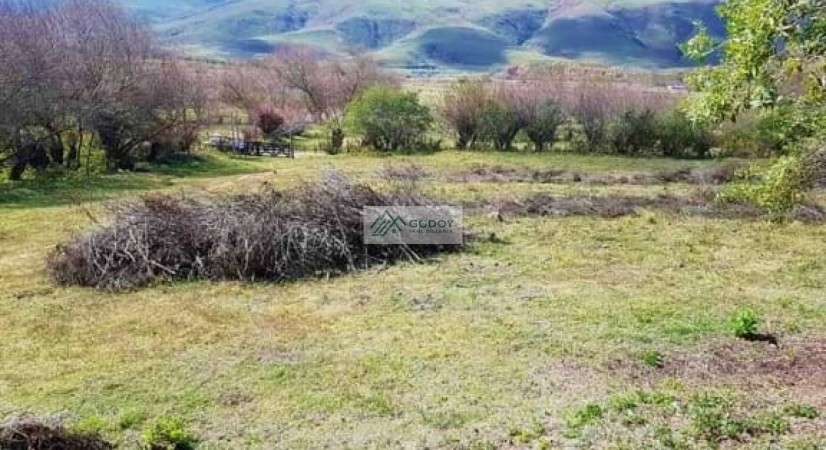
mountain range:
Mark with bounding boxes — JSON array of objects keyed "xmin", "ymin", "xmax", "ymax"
[{"xmin": 121, "ymin": 0, "xmax": 725, "ymax": 70}]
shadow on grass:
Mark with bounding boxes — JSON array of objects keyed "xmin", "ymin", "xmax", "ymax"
[
  {"xmin": 741, "ymin": 332, "xmax": 780, "ymax": 346},
  {"xmin": 0, "ymin": 152, "xmax": 267, "ymax": 209}
]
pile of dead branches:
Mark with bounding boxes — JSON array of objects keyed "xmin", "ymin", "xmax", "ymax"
[
  {"xmin": 49, "ymin": 171, "xmax": 465, "ymax": 290},
  {"xmin": 0, "ymin": 418, "xmax": 112, "ymax": 450}
]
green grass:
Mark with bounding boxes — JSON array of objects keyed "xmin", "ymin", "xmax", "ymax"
[
  {"xmin": 1, "ymin": 149, "xmax": 824, "ymax": 447},
  {"xmin": 0, "ymin": 152, "xmax": 264, "ymax": 208}
]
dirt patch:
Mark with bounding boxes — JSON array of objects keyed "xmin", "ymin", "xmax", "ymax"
[
  {"xmin": 612, "ymin": 336, "xmax": 826, "ymax": 408},
  {"xmin": 472, "ymin": 193, "xmax": 826, "ymax": 222},
  {"xmin": 375, "ymin": 163, "xmax": 433, "ymax": 182},
  {"xmin": 446, "ymin": 164, "xmax": 739, "ymax": 186},
  {"xmin": 0, "ymin": 418, "xmax": 112, "ymax": 450}
]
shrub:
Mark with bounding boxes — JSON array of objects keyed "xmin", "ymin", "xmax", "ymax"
[
  {"xmin": 253, "ymin": 105, "xmax": 285, "ymax": 137},
  {"xmin": 140, "ymin": 417, "xmax": 197, "ymax": 450},
  {"xmin": 565, "ymin": 83, "xmax": 615, "ymax": 151},
  {"xmin": 657, "ymin": 110, "xmax": 714, "ymax": 158},
  {"xmin": 478, "ymin": 100, "xmax": 524, "ymax": 151},
  {"xmin": 346, "ymin": 86, "xmax": 433, "ymax": 152},
  {"xmin": 441, "ymin": 79, "xmax": 490, "ymax": 149},
  {"xmin": 49, "ymin": 171, "xmax": 465, "ymax": 290},
  {"xmin": 605, "ymin": 108, "xmax": 660, "ymax": 155},
  {"xmin": 147, "ymin": 126, "xmax": 200, "ymax": 163},
  {"xmin": 715, "ymin": 113, "xmax": 788, "ymax": 158},
  {"xmin": 730, "ymin": 309, "xmax": 760, "ymax": 338},
  {"xmin": 563, "ymin": 82, "xmax": 678, "ymax": 153},
  {"xmin": 523, "ymin": 100, "xmax": 565, "ymax": 152},
  {"xmin": 720, "ymin": 146, "xmax": 823, "ymax": 213}
]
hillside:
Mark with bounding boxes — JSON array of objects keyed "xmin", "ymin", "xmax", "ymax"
[{"xmin": 121, "ymin": 0, "xmax": 724, "ymax": 70}]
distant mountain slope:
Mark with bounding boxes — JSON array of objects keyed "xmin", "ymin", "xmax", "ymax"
[{"xmin": 120, "ymin": 0, "xmax": 724, "ymax": 69}]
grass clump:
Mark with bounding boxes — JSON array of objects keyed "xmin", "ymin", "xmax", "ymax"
[
  {"xmin": 49, "ymin": 171, "xmax": 464, "ymax": 290},
  {"xmin": 730, "ymin": 309, "xmax": 760, "ymax": 339},
  {"xmin": 564, "ymin": 403, "xmax": 604, "ymax": 437},
  {"xmin": 783, "ymin": 404, "xmax": 819, "ymax": 420},
  {"xmin": 688, "ymin": 392, "xmax": 791, "ymax": 441},
  {"xmin": 140, "ymin": 417, "xmax": 197, "ymax": 450},
  {"xmin": 641, "ymin": 349, "xmax": 664, "ymax": 368},
  {"xmin": 557, "ymin": 389, "xmax": 813, "ymax": 448}
]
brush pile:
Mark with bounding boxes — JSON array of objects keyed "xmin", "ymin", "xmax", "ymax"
[
  {"xmin": 0, "ymin": 418, "xmax": 112, "ymax": 450},
  {"xmin": 49, "ymin": 171, "xmax": 464, "ymax": 290}
]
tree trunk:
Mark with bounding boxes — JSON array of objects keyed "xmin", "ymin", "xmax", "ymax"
[
  {"xmin": 147, "ymin": 141, "xmax": 161, "ymax": 162},
  {"xmin": 65, "ymin": 126, "xmax": 83, "ymax": 170},
  {"xmin": 330, "ymin": 128, "xmax": 344, "ymax": 152},
  {"xmin": 47, "ymin": 133, "xmax": 64, "ymax": 165},
  {"xmin": 106, "ymin": 149, "xmax": 134, "ymax": 171},
  {"xmin": 7, "ymin": 143, "xmax": 48, "ymax": 180},
  {"xmin": 457, "ymin": 132, "xmax": 475, "ymax": 150},
  {"xmin": 8, "ymin": 158, "xmax": 27, "ymax": 181}
]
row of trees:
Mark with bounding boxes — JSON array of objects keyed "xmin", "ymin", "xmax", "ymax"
[
  {"xmin": 337, "ymin": 78, "xmax": 716, "ymax": 158},
  {"xmin": 0, "ymin": 0, "xmax": 395, "ymax": 180},
  {"xmin": 438, "ymin": 78, "xmax": 704, "ymax": 155},
  {"xmin": 0, "ymin": 0, "xmax": 211, "ymax": 179},
  {"xmin": 280, "ymin": 74, "xmax": 718, "ymax": 157},
  {"xmin": 334, "ymin": 77, "xmax": 714, "ymax": 157},
  {"xmin": 219, "ymin": 49, "xmax": 391, "ymax": 152}
]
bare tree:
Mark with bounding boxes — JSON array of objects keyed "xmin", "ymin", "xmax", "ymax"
[
  {"xmin": 221, "ymin": 60, "xmax": 294, "ymax": 115},
  {"xmin": 0, "ymin": 0, "xmax": 210, "ymax": 177},
  {"xmin": 515, "ymin": 81, "xmax": 567, "ymax": 152},
  {"xmin": 440, "ymin": 79, "xmax": 491, "ymax": 149},
  {"xmin": 94, "ymin": 57, "xmax": 210, "ymax": 168},
  {"xmin": 272, "ymin": 48, "xmax": 391, "ymax": 152}
]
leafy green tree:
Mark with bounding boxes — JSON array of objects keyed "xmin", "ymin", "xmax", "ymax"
[
  {"xmin": 684, "ymin": 0, "xmax": 825, "ymax": 125},
  {"xmin": 346, "ymin": 86, "xmax": 433, "ymax": 152},
  {"xmin": 523, "ymin": 99, "xmax": 566, "ymax": 152},
  {"xmin": 684, "ymin": 0, "xmax": 825, "ymax": 211},
  {"xmin": 479, "ymin": 100, "xmax": 525, "ymax": 151}
]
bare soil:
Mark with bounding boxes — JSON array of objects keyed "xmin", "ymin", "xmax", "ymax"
[
  {"xmin": 446, "ymin": 164, "xmax": 739, "ymax": 186},
  {"xmin": 471, "ymin": 193, "xmax": 826, "ymax": 222},
  {"xmin": 612, "ymin": 336, "xmax": 826, "ymax": 410}
]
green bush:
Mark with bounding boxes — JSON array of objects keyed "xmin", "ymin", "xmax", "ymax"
[
  {"xmin": 479, "ymin": 100, "xmax": 525, "ymax": 151},
  {"xmin": 346, "ymin": 86, "xmax": 433, "ymax": 152},
  {"xmin": 524, "ymin": 100, "xmax": 566, "ymax": 152},
  {"xmin": 140, "ymin": 417, "xmax": 197, "ymax": 450},
  {"xmin": 720, "ymin": 152, "xmax": 814, "ymax": 213},
  {"xmin": 657, "ymin": 110, "xmax": 714, "ymax": 158},
  {"xmin": 729, "ymin": 309, "xmax": 760, "ymax": 338},
  {"xmin": 714, "ymin": 110, "xmax": 796, "ymax": 158},
  {"xmin": 606, "ymin": 108, "xmax": 659, "ymax": 156}
]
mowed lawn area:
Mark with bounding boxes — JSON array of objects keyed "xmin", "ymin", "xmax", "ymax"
[{"xmin": 1, "ymin": 150, "xmax": 825, "ymax": 448}]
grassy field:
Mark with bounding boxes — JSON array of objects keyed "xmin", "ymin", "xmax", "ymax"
[{"xmin": 1, "ymin": 149, "xmax": 825, "ymax": 448}]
